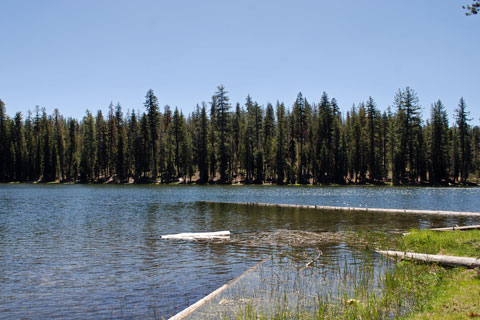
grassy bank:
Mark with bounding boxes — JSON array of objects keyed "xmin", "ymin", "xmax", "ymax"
[
  {"xmin": 226, "ymin": 229, "xmax": 480, "ymax": 319},
  {"xmin": 400, "ymin": 229, "xmax": 480, "ymax": 320}
]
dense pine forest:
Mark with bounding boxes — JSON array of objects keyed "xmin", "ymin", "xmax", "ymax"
[{"xmin": 0, "ymin": 86, "xmax": 479, "ymax": 185}]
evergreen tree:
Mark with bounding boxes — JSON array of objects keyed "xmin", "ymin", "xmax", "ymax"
[
  {"xmin": 144, "ymin": 89, "xmax": 160, "ymax": 180},
  {"xmin": 214, "ymin": 85, "xmax": 231, "ymax": 183},
  {"xmin": 41, "ymin": 109, "xmax": 55, "ymax": 182},
  {"xmin": 107, "ymin": 103, "xmax": 117, "ymax": 177},
  {"xmin": 80, "ymin": 111, "xmax": 96, "ymax": 181},
  {"xmin": 263, "ymin": 103, "xmax": 275, "ymax": 182},
  {"xmin": 54, "ymin": 109, "xmax": 66, "ymax": 181},
  {"xmin": 65, "ymin": 118, "xmax": 78, "ymax": 181},
  {"xmin": 171, "ymin": 107, "xmax": 186, "ymax": 177},
  {"xmin": 0, "ymin": 99, "xmax": 8, "ymax": 181},
  {"xmin": 287, "ymin": 110, "xmax": 297, "ymax": 184},
  {"xmin": 115, "ymin": 104, "xmax": 127, "ymax": 181},
  {"xmin": 198, "ymin": 104, "xmax": 209, "ymax": 183},
  {"xmin": 163, "ymin": 106, "xmax": 175, "ymax": 182},
  {"xmin": 138, "ymin": 113, "xmax": 151, "ymax": 178},
  {"xmin": 393, "ymin": 87, "xmax": 421, "ymax": 184},
  {"xmin": 275, "ymin": 102, "xmax": 287, "ymax": 184},
  {"xmin": 231, "ymin": 103, "xmax": 242, "ymax": 181},
  {"xmin": 317, "ymin": 93, "xmax": 333, "ymax": 183},
  {"xmin": 455, "ymin": 97, "xmax": 471, "ymax": 183},
  {"xmin": 293, "ymin": 92, "xmax": 308, "ymax": 184},
  {"xmin": 366, "ymin": 97, "xmax": 380, "ymax": 182},
  {"xmin": 244, "ymin": 95, "xmax": 255, "ymax": 184},
  {"xmin": 208, "ymin": 100, "xmax": 217, "ymax": 181},
  {"xmin": 13, "ymin": 112, "xmax": 26, "ymax": 181},
  {"xmin": 429, "ymin": 100, "xmax": 449, "ymax": 184},
  {"xmin": 127, "ymin": 110, "xmax": 139, "ymax": 179},
  {"xmin": 95, "ymin": 110, "xmax": 108, "ymax": 180},
  {"xmin": 471, "ymin": 126, "xmax": 480, "ymax": 180}
]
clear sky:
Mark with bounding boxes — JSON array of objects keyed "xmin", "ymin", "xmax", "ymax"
[{"xmin": 1, "ymin": 0, "xmax": 479, "ymax": 124}]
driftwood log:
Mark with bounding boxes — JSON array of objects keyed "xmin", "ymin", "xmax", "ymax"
[
  {"xmin": 161, "ymin": 231, "xmax": 230, "ymax": 240},
  {"xmin": 428, "ymin": 225, "xmax": 480, "ymax": 232},
  {"xmin": 376, "ymin": 250, "xmax": 480, "ymax": 268}
]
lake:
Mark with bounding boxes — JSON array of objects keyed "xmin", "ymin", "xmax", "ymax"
[{"xmin": 1, "ymin": 185, "xmax": 479, "ymax": 319}]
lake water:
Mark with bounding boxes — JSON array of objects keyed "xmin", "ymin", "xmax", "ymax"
[{"xmin": 1, "ymin": 185, "xmax": 479, "ymax": 319}]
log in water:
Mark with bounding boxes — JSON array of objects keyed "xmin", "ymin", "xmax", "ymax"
[
  {"xmin": 198, "ymin": 201, "xmax": 480, "ymax": 217},
  {"xmin": 169, "ymin": 257, "xmax": 269, "ymax": 320},
  {"xmin": 428, "ymin": 225, "xmax": 480, "ymax": 231},
  {"xmin": 161, "ymin": 231, "xmax": 231, "ymax": 240},
  {"xmin": 376, "ymin": 250, "xmax": 480, "ymax": 268}
]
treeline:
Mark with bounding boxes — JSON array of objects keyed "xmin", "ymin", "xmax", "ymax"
[{"xmin": 0, "ymin": 86, "xmax": 479, "ymax": 185}]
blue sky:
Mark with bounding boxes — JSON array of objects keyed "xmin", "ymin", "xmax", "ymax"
[{"xmin": 1, "ymin": 0, "xmax": 479, "ymax": 124}]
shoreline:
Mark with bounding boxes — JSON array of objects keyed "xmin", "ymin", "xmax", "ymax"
[{"xmin": 1, "ymin": 180, "xmax": 479, "ymax": 188}]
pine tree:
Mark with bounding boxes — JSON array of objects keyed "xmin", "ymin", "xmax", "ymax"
[
  {"xmin": 65, "ymin": 118, "xmax": 78, "ymax": 181},
  {"xmin": 0, "ymin": 99, "xmax": 8, "ymax": 181},
  {"xmin": 54, "ymin": 109, "xmax": 66, "ymax": 181},
  {"xmin": 127, "ymin": 110, "xmax": 139, "ymax": 179},
  {"xmin": 244, "ymin": 95, "xmax": 254, "ymax": 184},
  {"xmin": 198, "ymin": 104, "xmax": 209, "ymax": 183},
  {"xmin": 95, "ymin": 110, "xmax": 108, "ymax": 180},
  {"xmin": 275, "ymin": 102, "xmax": 287, "ymax": 184},
  {"xmin": 287, "ymin": 110, "xmax": 297, "ymax": 184},
  {"xmin": 214, "ymin": 85, "xmax": 231, "ymax": 183},
  {"xmin": 80, "ymin": 110, "xmax": 96, "ymax": 182},
  {"xmin": 317, "ymin": 93, "xmax": 333, "ymax": 183},
  {"xmin": 293, "ymin": 92, "xmax": 308, "ymax": 184},
  {"xmin": 13, "ymin": 112, "xmax": 26, "ymax": 181},
  {"xmin": 106, "ymin": 103, "xmax": 117, "ymax": 177},
  {"xmin": 471, "ymin": 126, "xmax": 480, "ymax": 181},
  {"xmin": 455, "ymin": 97, "xmax": 471, "ymax": 183},
  {"xmin": 429, "ymin": 100, "xmax": 449, "ymax": 184},
  {"xmin": 144, "ymin": 89, "xmax": 160, "ymax": 180},
  {"xmin": 366, "ymin": 97, "xmax": 380, "ymax": 182},
  {"xmin": 41, "ymin": 109, "xmax": 55, "ymax": 182},
  {"xmin": 171, "ymin": 107, "xmax": 186, "ymax": 177},
  {"xmin": 393, "ymin": 87, "xmax": 421, "ymax": 184},
  {"xmin": 231, "ymin": 103, "xmax": 242, "ymax": 181},
  {"xmin": 263, "ymin": 103, "xmax": 275, "ymax": 182},
  {"xmin": 115, "ymin": 104, "xmax": 127, "ymax": 181},
  {"xmin": 138, "ymin": 113, "xmax": 151, "ymax": 178},
  {"xmin": 164, "ymin": 106, "xmax": 175, "ymax": 183}
]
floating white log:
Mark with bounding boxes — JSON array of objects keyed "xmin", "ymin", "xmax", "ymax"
[
  {"xmin": 376, "ymin": 250, "xmax": 480, "ymax": 268},
  {"xmin": 161, "ymin": 231, "xmax": 230, "ymax": 240}
]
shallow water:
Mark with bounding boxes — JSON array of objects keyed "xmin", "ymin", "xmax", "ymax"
[{"xmin": 0, "ymin": 184, "xmax": 479, "ymax": 318}]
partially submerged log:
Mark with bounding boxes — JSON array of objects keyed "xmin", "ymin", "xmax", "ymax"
[
  {"xmin": 376, "ymin": 250, "xmax": 480, "ymax": 268},
  {"xmin": 169, "ymin": 257, "xmax": 269, "ymax": 320},
  {"xmin": 429, "ymin": 225, "xmax": 480, "ymax": 232},
  {"xmin": 198, "ymin": 201, "xmax": 480, "ymax": 217},
  {"xmin": 161, "ymin": 231, "xmax": 230, "ymax": 240}
]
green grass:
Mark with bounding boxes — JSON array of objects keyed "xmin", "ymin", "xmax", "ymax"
[
  {"xmin": 404, "ymin": 268, "xmax": 480, "ymax": 320},
  {"xmin": 399, "ymin": 229, "xmax": 480, "ymax": 257}
]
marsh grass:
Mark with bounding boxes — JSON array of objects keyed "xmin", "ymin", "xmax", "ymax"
[
  {"xmin": 398, "ymin": 229, "xmax": 480, "ymax": 257},
  {"xmin": 227, "ymin": 254, "xmax": 449, "ymax": 319}
]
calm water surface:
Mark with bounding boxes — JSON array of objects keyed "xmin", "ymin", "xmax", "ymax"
[{"xmin": 0, "ymin": 185, "xmax": 479, "ymax": 319}]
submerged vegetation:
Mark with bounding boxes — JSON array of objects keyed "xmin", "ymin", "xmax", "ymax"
[
  {"xmin": 200, "ymin": 229, "xmax": 480, "ymax": 319},
  {"xmin": 1, "ymin": 87, "xmax": 479, "ymax": 185}
]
